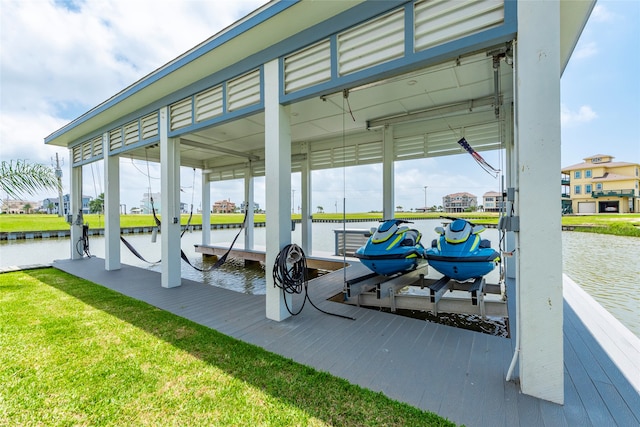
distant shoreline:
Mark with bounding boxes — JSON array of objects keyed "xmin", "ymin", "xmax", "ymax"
[{"xmin": 1, "ymin": 212, "xmax": 639, "ymax": 239}]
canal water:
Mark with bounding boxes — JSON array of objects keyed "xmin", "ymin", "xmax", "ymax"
[{"xmin": 1, "ymin": 220, "xmax": 638, "ymax": 337}]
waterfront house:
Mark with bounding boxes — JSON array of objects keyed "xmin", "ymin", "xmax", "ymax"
[
  {"xmin": 482, "ymin": 190, "xmax": 504, "ymax": 212},
  {"xmin": 443, "ymin": 192, "xmax": 477, "ymax": 213},
  {"xmin": 41, "ymin": 194, "xmax": 91, "ymax": 215},
  {"xmin": 213, "ymin": 199, "xmax": 236, "ymax": 213},
  {"xmin": 561, "ymin": 154, "xmax": 640, "ymax": 214},
  {"xmin": 1, "ymin": 199, "xmax": 41, "ymax": 214},
  {"xmin": 44, "ymin": 0, "xmax": 599, "ymax": 405},
  {"xmin": 139, "ymin": 192, "xmax": 161, "ymax": 214}
]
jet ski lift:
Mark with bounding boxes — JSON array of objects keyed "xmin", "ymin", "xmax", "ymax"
[{"xmin": 343, "ymin": 266, "xmax": 505, "ymax": 319}]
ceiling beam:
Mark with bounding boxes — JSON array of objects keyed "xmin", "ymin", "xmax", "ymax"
[
  {"xmin": 180, "ymin": 137, "xmax": 260, "ymax": 161},
  {"xmin": 366, "ymin": 96, "xmax": 497, "ymax": 129}
]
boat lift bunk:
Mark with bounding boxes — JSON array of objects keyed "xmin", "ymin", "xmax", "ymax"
[{"xmin": 343, "ymin": 266, "xmax": 506, "ymax": 319}]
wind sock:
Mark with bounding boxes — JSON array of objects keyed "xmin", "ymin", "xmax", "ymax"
[{"xmin": 457, "ymin": 137, "xmax": 500, "ymax": 177}]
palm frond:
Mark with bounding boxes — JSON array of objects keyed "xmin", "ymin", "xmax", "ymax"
[{"xmin": 0, "ymin": 160, "xmax": 61, "ymax": 199}]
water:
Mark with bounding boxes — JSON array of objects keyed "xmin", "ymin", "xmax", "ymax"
[
  {"xmin": 562, "ymin": 232, "xmax": 640, "ymax": 336},
  {"xmin": 1, "ymin": 220, "xmax": 638, "ymax": 337}
]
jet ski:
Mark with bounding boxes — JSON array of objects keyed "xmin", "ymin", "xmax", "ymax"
[
  {"xmin": 354, "ymin": 219, "xmax": 425, "ymax": 276},
  {"xmin": 425, "ymin": 217, "xmax": 500, "ymax": 281}
]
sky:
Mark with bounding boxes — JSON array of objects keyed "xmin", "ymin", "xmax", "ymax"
[{"xmin": 1, "ymin": 0, "xmax": 639, "ymax": 214}]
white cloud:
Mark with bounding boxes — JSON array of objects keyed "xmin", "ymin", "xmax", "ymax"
[
  {"xmin": 0, "ymin": 0, "xmax": 267, "ymax": 206},
  {"xmin": 590, "ymin": 4, "xmax": 616, "ymax": 23},
  {"xmin": 561, "ymin": 104, "xmax": 598, "ymax": 126},
  {"xmin": 568, "ymin": 5, "xmax": 620, "ymax": 62},
  {"xmin": 572, "ymin": 41, "xmax": 598, "ymax": 60},
  {"xmin": 0, "ymin": 112, "xmax": 67, "ymax": 164}
]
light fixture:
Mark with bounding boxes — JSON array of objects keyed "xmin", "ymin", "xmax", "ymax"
[{"xmin": 366, "ymin": 96, "xmax": 497, "ymax": 130}]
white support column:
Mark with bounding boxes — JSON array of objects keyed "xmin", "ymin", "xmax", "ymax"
[
  {"xmin": 514, "ymin": 0, "xmax": 563, "ymax": 404},
  {"xmin": 264, "ymin": 58, "xmax": 292, "ymax": 321},
  {"xmin": 300, "ymin": 142, "xmax": 312, "ymax": 255},
  {"xmin": 382, "ymin": 125, "xmax": 395, "ymax": 219},
  {"xmin": 69, "ymin": 160, "xmax": 83, "ymax": 260},
  {"xmin": 202, "ymin": 172, "xmax": 211, "ymax": 246},
  {"xmin": 244, "ymin": 163, "xmax": 255, "ymax": 250},
  {"xmin": 159, "ymin": 107, "xmax": 182, "ymax": 288},
  {"xmin": 103, "ymin": 132, "xmax": 121, "ymax": 270}
]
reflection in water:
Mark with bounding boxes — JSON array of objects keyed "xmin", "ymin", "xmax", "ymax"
[
  {"xmin": 197, "ymin": 257, "xmax": 265, "ymax": 295},
  {"xmin": 1, "ymin": 223, "xmax": 638, "ymax": 336}
]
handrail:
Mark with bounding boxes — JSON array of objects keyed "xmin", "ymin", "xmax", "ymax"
[{"xmin": 591, "ymin": 189, "xmax": 635, "ymax": 198}]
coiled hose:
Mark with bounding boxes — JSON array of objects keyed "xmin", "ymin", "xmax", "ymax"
[
  {"xmin": 272, "ymin": 244, "xmax": 354, "ymax": 320},
  {"xmin": 76, "ymin": 224, "xmax": 91, "ymax": 257}
]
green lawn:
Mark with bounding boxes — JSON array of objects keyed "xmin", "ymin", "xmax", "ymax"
[
  {"xmin": 1, "ymin": 212, "xmax": 639, "ymax": 237},
  {"xmin": 0, "ymin": 213, "xmax": 256, "ymax": 233},
  {"xmin": 0, "ymin": 268, "xmax": 455, "ymax": 426}
]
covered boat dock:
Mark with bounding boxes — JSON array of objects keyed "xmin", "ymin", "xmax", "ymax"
[{"xmin": 43, "ymin": 0, "xmax": 630, "ymax": 409}]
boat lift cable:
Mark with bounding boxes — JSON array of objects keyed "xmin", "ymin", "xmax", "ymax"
[
  {"xmin": 342, "ymin": 91, "xmax": 348, "ymax": 296},
  {"xmin": 339, "ymin": 89, "xmax": 356, "ymax": 298},
  {"xmin": 273, "ymin": 244, "xmax": 355, "ymax": 320}
]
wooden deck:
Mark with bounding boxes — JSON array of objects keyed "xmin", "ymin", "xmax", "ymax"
[{"xmin": 52, "ymin": 257, "xmax": 639, "ymax": 427}]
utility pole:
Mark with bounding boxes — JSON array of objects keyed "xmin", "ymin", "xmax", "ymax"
[
  {"xmin": 53, "ymin": 153, "xmax": 64, "ymax": 217},
  {"xmin": 423, "ymin": 185, "xmax": 428, "ymax": 211}
]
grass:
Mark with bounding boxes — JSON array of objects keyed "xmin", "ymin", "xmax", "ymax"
[
  {"xmin": 0, "ymin": 213, "xmax": 253, "ymax": 233},
  {"xmin": 0, "ymin": 268, "xmax": 456, "ymax": 426},
  {"xmin": 1, "ymin": 212, "xmax": 639, "ymax": 237}
]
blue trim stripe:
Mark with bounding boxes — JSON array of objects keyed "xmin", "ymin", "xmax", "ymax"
[
  {"xmin": 222, "ymin": 82, "xmax": 228, "ymax": 115},
  {"xmin": 72, "ymin": 156, "xmax": 105, "ymax": 168},
  {"xmin": 403, "ymin": 3, "xmax": 413, "ymax": 56},
  {"xmin": 167, "ymin": 103, "xmax": 263, "ymax": 138},
  {"xmin": 330, "ymin": 34, "xmax": 338, "ymax": 81},
  {"xmin": 108, "ymin": 137, "xmax": 160, "ymax": 158}
]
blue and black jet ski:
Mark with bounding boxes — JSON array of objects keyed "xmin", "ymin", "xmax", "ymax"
[
  {"xmin": 425, "ymin": 217, "xmax": 500, "ymax": 281},
  {"xmin": 354, "ymin": 219, "xmax": 425, "ymax": 276}
]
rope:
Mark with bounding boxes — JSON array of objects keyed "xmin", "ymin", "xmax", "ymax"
[
  {"xmin": 272, "ymin": 244, "xmax": 355, "ymax": 320},
  {"xmin": 120, "ymin": 235, "xmax": 160, "ymax": 264},
  {"xmin": 180, "ymin": 208, "xmax": 249, "ymax": 272},
  {"xmin": 121, "ymin": 151, "xmax": 242, "ymax": 273}
]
